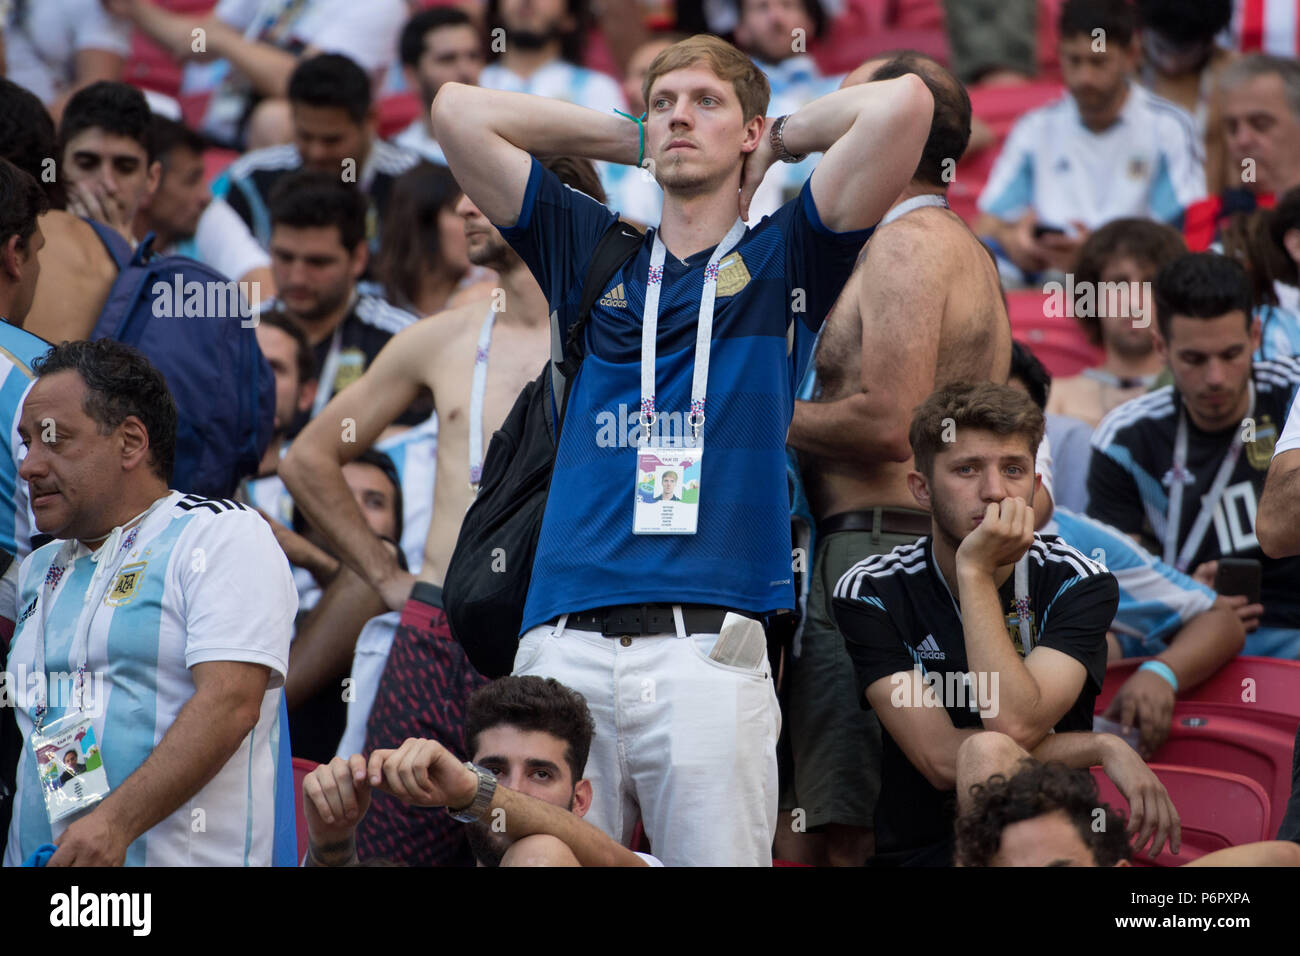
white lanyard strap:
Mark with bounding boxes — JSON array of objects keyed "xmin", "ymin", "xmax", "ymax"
[
  {"xmin": 1164, "ymin": 384, "xmax": 1253, "ymax": 572},
  {"xmin": 639, "ymin": 219, "xmax": 747, "ymax": 440},
  {"xmin": 468, "ymin": 306, "xmax": 496, "ymax": 491},
  {"xmin": 30, "ymin": 496, "xmax": 170, "ymax": 726},
  {"xmin": 879, "ymin": 193, "xmax": 949, "ymax": 226},
  {"xmin": 1013, "ymin": 554, "xmax": 1033, "ymax": 654},
  {"xmin": 312, "ymin": 323, "xmax": 345, "ymax": 419}
]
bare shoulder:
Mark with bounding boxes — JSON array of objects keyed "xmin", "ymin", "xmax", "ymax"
[
  {"xmin": 40, "ymin": 210, "xmax": 116, "ymax": 277},
  {"xmin": 858, "ymin": 211, "xmax": 962, "ymax": 276}
]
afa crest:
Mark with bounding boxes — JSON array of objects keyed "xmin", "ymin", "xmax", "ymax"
[
  {"xmin": 715, "ymin": 252, "xmax": 751, "ymax": 297},
  {"xmin": 1005, "ymin": 609, "xmax": 1037, "ymax": 657},
  {"xmin": 105, "ymin": 562, "xmax": 148, "ymax": 607}
]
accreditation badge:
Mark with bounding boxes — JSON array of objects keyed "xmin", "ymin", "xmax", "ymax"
[
  {"xmin": 633, "ymin": 443, "xmax": 703, "ymax": 535},
  {"xmin": 29, "ymin": 712, "xmax": 111, "ymax": 825}
]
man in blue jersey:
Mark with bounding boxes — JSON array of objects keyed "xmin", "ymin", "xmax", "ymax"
[
  {"xmin": 2, "ymin": 340, "xmax": 295, "ymax": 866},
  {"xmin": 431, "ymin": 33, "xmax": 932, "ymax": 865}
]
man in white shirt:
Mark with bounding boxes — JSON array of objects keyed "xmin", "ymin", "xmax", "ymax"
[
  {"xmin": 105, "ymin": 0, "xmax": 407, "ymax": 148},
  {"xmin": 4, "ymin": 0, "xmax": 130, "ymax": 112},
  {"xmin": 391, "ymin": 7, "xmax": 484, "ymax": 166},
  {"xmin": 2, "ymin": 339, "xmax": 295, "ymax": 866},
  {"xmin": 976, "ymin": 0, "xmax": 1205, "ymax": 285}
]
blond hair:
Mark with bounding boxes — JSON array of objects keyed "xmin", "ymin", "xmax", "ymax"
[{"xmin": 642, "ymin": 35, "xmax": 770, "ymax": 123}]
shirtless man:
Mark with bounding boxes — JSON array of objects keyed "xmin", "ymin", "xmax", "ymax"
[
  {"xmin": 278, "ymin": 154, "xmax": 602, "ymax": 866},
  {"xmin": 782, "ymin": 53, "xmax": 1011, "ymax": 866},
  {"xmin": 0, "ymin": 78, "xmax": 118, "ymax": 346}
]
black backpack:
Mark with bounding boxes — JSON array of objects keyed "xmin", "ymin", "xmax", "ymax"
[{"xmin": 443, "ymin": 221, "xmax": 643, "ymax": 676}]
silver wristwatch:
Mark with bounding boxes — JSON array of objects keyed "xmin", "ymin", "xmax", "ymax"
[
  {"xmin": 769, "ymin": 114, "xmax": 807, "ymax": 164},
  {"xmin": 447, "ymin": 762, "xmax": 497, "ymax": 822}
]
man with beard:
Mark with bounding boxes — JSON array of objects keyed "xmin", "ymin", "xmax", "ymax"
[
  {"xmin": 302, "ymin": 675, "xmax": 659, "ymax": 866},
  {"xmin": 209, "ymin": 54, "xmax": 418, "ymax": 254},
  {"xmin": 260, "ymin": 170, "xmax": 423, "ymax": 436},
  {"xmin": 975, "ymin": 0, "xmax": 1204, "ymax": 285},
  {"xmin": 281, "ymin": 155, "xmax": 605, "ymax": 866},
  {"xmin": 830, "ymin": 383, "xmax": 1180, "ymax": 866},
  {"xmin": 135, "ymin": 115, "xmax": 273, "ymax": 291},
  {"xmin": 479, "ymin": 0, "xmax": 625, "ymax": 113},
  {"xmin": 1047, "ymin": 219, "xmax": 1186, "ymax": 430},
  {"xmin": 392, "ymin": 8, "xmax": 485, "ymax": 166},
  {"xmin": 1089, "ymin": 252, "xmax": 1300, "ymax": 659}
]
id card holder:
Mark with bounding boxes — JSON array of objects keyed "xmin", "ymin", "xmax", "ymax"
[
  {"xmin": 29, "ymin": 713, "xmax": 111, "ymax": 825},
  {"xmin": 633, "ymin": 442, "xmax": 703, "ymax": 535}
]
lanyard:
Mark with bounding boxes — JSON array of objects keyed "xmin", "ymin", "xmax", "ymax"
[
  {"xmin": 933, "ymin": 543, "xmax": 1034, "ymax": 656},
  {"xmin": 468, "ymin": 307, "xmax": 496, "ymax": 491},
  {"xmin": 30, "ymin": 497, "xmax": 170, "ymax": 728},
  {"xmin": 639, "ymin": 219, "xmax": 747, "ymax": 441},
  {"xmin": 312, "ymin": 324, "xmax": 344, "ymax": 419},
  {"xmin": 1164, "ymin": 384, "xmax": 1253, "ymax": 572},
  {"xmin": 879, "ymin": 193, "xmax": 949, "ymax": 226}
]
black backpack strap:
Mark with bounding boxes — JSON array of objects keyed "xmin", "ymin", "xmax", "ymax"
[{"xmin": 549, "ymin": 219, "xmax": 644, "ymax": 433}]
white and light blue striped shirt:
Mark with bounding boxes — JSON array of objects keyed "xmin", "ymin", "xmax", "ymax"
[
  {"xmin": 978, "ymin": 81, "xmax": 1205, "ymax": 229},
  {"xmin": 2, "ymin": 491, "xmax": 296, "ymax": 866}
]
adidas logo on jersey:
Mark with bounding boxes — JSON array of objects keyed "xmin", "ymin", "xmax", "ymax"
[
  {"xmin": 599, "ymin": 283, "xmax": 627, "ymax": 308},
  {"xmin": 917, "ymin": 635, "xmax": 945, "ymax": 660}
]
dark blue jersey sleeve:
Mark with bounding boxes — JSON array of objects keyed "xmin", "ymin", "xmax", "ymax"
[{"xmin": 496, "ymin": 157, "xmax": 620, "ymax": 340}]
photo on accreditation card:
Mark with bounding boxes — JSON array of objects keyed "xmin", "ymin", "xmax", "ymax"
[
  {"xmin": 634, "ymin": 452, "xmax": 701, "ymax": 534},
  {"xmin": 34, "ymin": 722, "xmax": 109, "ymax": 822}
]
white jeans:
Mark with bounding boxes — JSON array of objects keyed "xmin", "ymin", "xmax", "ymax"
[{"xmin": 513, "ymin": 612, "xmax": 780, "ymax": 866}]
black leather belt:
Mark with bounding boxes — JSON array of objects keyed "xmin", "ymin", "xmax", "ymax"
[
  {"xmin": 818, "ymin": 508, "xmax": 931, "ymax": 539},
  {"xmin": 553, "ymin": 604, "xmax": 752, "ymax": 637}
]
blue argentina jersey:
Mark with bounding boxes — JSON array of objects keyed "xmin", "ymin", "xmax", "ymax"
[
  {"xmin": 0, "ymin": 321, "xmax": 51, "ymax": 562},
  {"xmin": 1049, "ymin": 507, "xmax": 1215, "ymax": 655},
  {"xmin": 499, "ymin": 157, "xmax": 871, "ymax": 630},
  {"xmin": 3, "ymin": 492, "xmax": 296, "ymax": 866}
]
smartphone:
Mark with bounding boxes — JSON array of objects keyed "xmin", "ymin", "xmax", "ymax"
[
  {"xmin": 1214, "ymin": 558, "xmax": 1262, "ymax": 605},
  {"xmin": 1032, "ymin": 223, "xmax": 1067, "ymax": 239}
]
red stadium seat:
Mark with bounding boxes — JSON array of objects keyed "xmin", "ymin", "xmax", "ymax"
[
  {"xmin": 1097, "ymin": 656, "xmax": 1300, "ymax": 734},
  {"xmin": 1004, "ymin": 290, "xmax": 1103, "ymax": 378},
  {"xmin": 291, "ymin": 757, "xmax": 319, "ymax": 860},
  {"xmin": 1091, "ymin": 764, "xmax": 1272, "ymax": 866},
  {"xmin": 377, "ymin": 92, "xmax": 422, "ymax": 141},
  {"xmin": 1096, "ymin": 658, "xmax": 1300, "ymax": 820},
  {"xmin": 967, "ymin": 81, "xmax": 1064, "ymax": 140},
  {"xmin": 893, "ymin": 0, "xmax": 944, "ymax": 31}
]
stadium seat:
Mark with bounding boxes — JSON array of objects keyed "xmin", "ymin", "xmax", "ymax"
[
  {"xmin": 1096, "ymin": 656, "xmax": 1300, "ymax": 734},
  {"xmin": 1091, "ymin": 764, "xmax": 1272, "ymax": 866},
  {"xmin": 203, "ymin": 147, "xmax": 239, "ymax": 185},
  {"xmin": 291, "ymin": 756, "xmax": 319, "ymax": 860},
  {"xmin": 893, "ymin": 0, "xmax": 944, "ymax": 31},
  {"xmin": 1004, "ymin": 290, "xmax": 1104, "ymax": 378},
  {"xmin": 377, "ymin": 92, "xmax": 422, "ymax": 141}
]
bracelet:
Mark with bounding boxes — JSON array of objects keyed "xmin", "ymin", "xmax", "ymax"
[
  {"xmin": 769, "ymin": 114, "xmax": 807, "ymax": 164},
  {"xmin": 614, "ymin": 108, "xmax": 647, "ymax": 168},
  {"xmin": 1139, "ymin": 659, "xmax": 1179, "ymax": 693}
]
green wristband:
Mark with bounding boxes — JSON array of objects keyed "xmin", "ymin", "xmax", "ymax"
[{"xmin": 614, "ymin": 108, "xmax": 646, "ymax": 167}]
